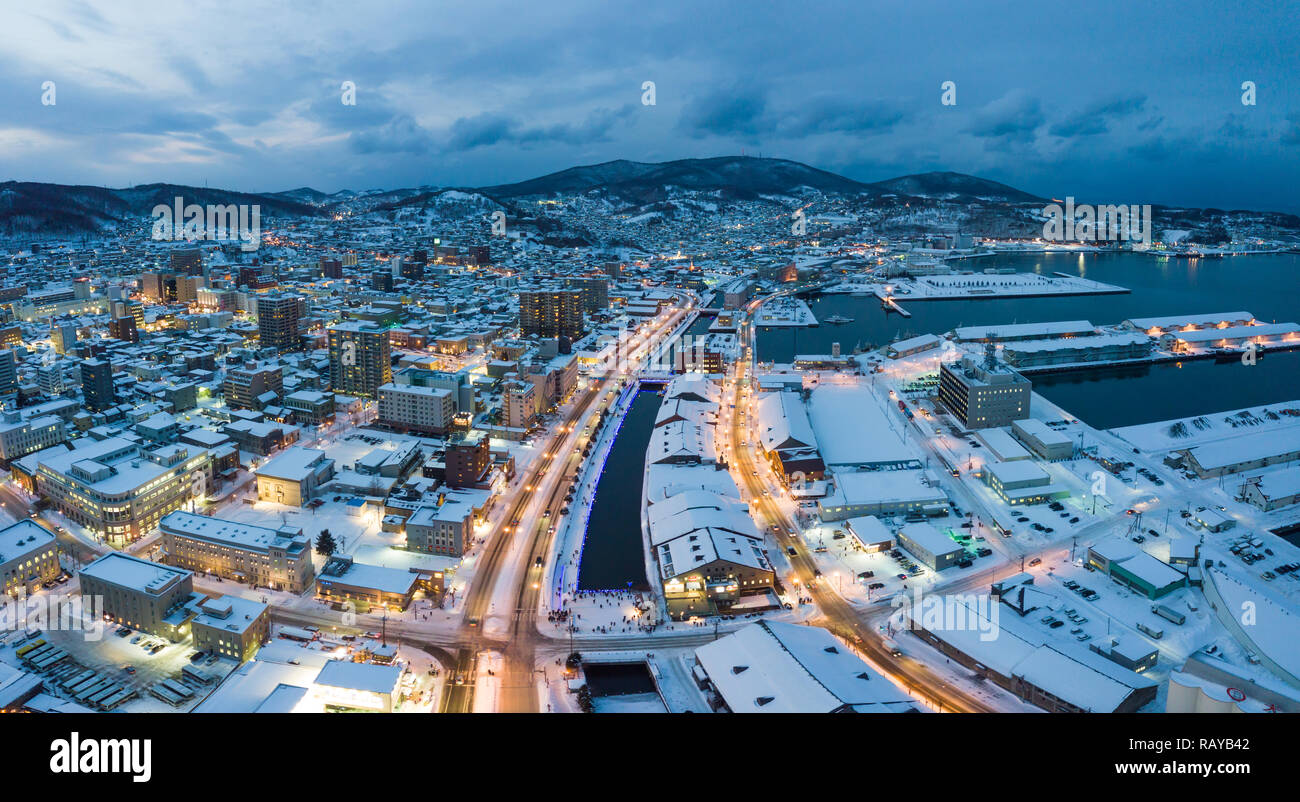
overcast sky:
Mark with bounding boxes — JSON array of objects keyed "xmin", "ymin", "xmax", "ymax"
[{"xmin": 3, "ymin": 0, "xmax": 1298, "ymax": 211}]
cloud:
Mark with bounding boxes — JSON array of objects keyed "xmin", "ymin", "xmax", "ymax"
[
  {"xmin": 965, "ymin": 91, "xmax": 1044, "ymax": 141},
  {"xmin": 777, "ymin": 96, "xmax": 907, "ymax": 138},
  {"xmin": 445, "ymin": 105, "xmax": 633, "ymax": 152},
  {"xmin": 351, "ymin": 114, "xmax": 437, "ymax": 154},
  {"xmin": 1049, "ymin": 93, "xmax": 1147, "ymax": 137},
  {"xmin": 676, "ymin": 86, "xmax": 769, "ymax": 139}
]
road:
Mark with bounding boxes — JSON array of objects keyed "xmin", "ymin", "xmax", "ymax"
[{"xmin": 724, "ymin": 312, "xmax": 999, "ymax": 712}]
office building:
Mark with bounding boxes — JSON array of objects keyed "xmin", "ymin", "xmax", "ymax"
[
  {"xmin": 160, "ymin": 510, "xmax": 316, "ymax": 593},
  {"xmin": 190, "ymin": 595, "xmax": 269, "ymax": 664},
  {"xmin": 108, "ymin": 315, "xmax": 139, "ymax": 343},
  {"xmin": 28, "ymin": 437, "xmax": 212, "ymax": 543},
  {"xmin": 937, "ymin": 350, "xmax": 1031, "ymax": 430},
  {"xmin": 0, "ymin": 520, "xmax": 60, "ymax": 596},
  {"xmin": 255, "ymin": 446, "xmax": 335, "ymax": 507},
  {"xmin": 78, "ymin": 552, "xmax": 200, "ymax": 641}
]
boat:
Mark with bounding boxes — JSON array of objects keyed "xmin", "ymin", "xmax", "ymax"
[{"xmin": 824, "ymin": 314, "xmax": 854, "ymax": 324}]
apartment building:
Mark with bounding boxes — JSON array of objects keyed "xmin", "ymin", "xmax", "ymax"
[
  {"xmin": 256, "ymin": 293, "xmax": 306, "ymax": 353},
  {"xmin": 519, "ymin": 288, "xmax": 585, "ymax": 339},
  {"xmin": 328, "ymin": 322, "xmax": 392, "ymax": 398},
  {"xmin": 222, "ymin": 361, "xmax": 283, "ymax": 410}
]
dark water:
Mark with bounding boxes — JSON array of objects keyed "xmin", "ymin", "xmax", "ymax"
[
  {"xmin": 755, "ymin": 252, "xmax": 1300, "ymax": 428},
  {"xmin": 577, "ymin": 390, "xmax": 658, "ymax": 591},
  {"xmin": 1032, "ymin": 351, "xmax": 1300, "ymax": 430},
  {"xmin": 583, "ymin": 662, "xmax": 656, "ymax": 696}
]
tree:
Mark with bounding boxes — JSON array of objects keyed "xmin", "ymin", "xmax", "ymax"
[{"xmin": 315, "ymin": 529, "xmax": 337, "ymax": 557}]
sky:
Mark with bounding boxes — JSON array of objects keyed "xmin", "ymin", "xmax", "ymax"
[{"xmin": 2, "ymin": 0, "xmax": 1298, "ymax": 211}]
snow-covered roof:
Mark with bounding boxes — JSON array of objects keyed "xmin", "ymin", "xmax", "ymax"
[{"xmin": 696, "ymin": 620, "xmax": 918, "ymax": 713}]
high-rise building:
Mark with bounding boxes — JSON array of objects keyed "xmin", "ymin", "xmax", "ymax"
[
  {"xmin": 518, "ymin": 289, "xmax": 584, "ymax": 339},
  {"xmin": 80, "ymin": 358, "xmax": 115, "ymax": 412},
  {"xmin": 328, "ymin": 322, "xmax": 392, "ymax": 398},
  {"xmin": 109, "ymin": 315, "xmax": 139, "ymax": 343},
  {"xmin": 177, "ymin": 274, "xmax": 204, "ymax": 304},
  {"xmin": 371, "ymin": 270, "xmax": 394, "ymax": 292},
  {"xmin": 0, "ymin": 350, "xmax": 16, "ymax": 397},
  {"xmin": 563, "ymin": 277, "xmax": 610, "ymax": 312},
  {"xmin": 169, "ymin": 247, "xmax": 203, "ymax": 275},
  {"xmin": 321, "ymin": 258, "xmax": 343, "ymax": 279},
  {"xmin": 141, "ymin": 272, "xmax": 178, "ymax": 303},
  {"xmin": 222, "ymin": 362, "xmax": 283, "ymax": 410},
  {"xmin": 444, "ymin": 435, "xmax": 490, "ymax": 488},
  {"xmin": 256, "ymin": 294, "xmax": 305, "ymax": 353},
  {"xmin": 51, "ymin": 320, "xmax": 78, "ymax": 354}
]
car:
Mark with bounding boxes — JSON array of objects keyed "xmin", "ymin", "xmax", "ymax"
[
  {"xmin": 1040, "ymin": 614, "xmax": 1055, "ymax": 624},
  {"xmin": 868, "ymin": 582, "xmax": 885, "ymax": 590},
  {"xmin": 977, "ymin": 547, "xmax": 993, "ymax": 557},
  {"xmin": 786, "ymin": 547, "xmax": 797, "ymax": 556},
  {"xmin": 467, "ymin": 618, "xmax": 479, "ymax": 628},
  {"xmin": 534, "ymin": 556, "xmax": 544, "ymax": 567},
  {"xmin": 1049, "ymin": 620, "xmax": 1066, "ymax": 629},
  {"xmin": 190, "ymin": 651, "xmax": 209, "ymax": 664},
  {"xmin": 130, "ymin": 635, "xmax": 142, "ymax": 644},
  {"xmin": 150, "ymin": 644, "xmax": 164, "ymax": 654},
  {"xmin": 1076, "ymin": 633, "xmax": 1092, "ymax": 641},
  {"xmin": 1028, "ymin": 557, "xmax": 1042, "ymax": 567},
  {"xmin": 897, "ymin": 573, "xmax": 908, "ymax": 580},
  {"xmin": 860, "ymin": 571, "xmax": 874, "ymax": 579},
  {"xmin": 1069, "ymin": 517, "xmax": 1079, "ymax": 524},
  {"xmin": 1064, "ymin": 580, "xmax": 1079, "ymax": 589}
]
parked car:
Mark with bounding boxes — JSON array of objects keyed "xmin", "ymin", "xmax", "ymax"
[{"xmin": 1028, "ymin": 557, "xmax": 1042, "ymax": 567}]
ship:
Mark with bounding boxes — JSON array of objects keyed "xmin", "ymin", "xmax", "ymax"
[{"xmin": 824, "ymin": 314, "xmax": 854, "ymax": 324}]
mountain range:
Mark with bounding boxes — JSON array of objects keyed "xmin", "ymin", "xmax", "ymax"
[{"xmin": 3, "ymin": 156, "xmax": 1296, "ymax": 237}]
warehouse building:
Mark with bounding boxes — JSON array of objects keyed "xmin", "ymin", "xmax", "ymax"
[
  {"xmin": 1087, "ymin": 539, "xmax": 1186, "ymax": 599},
  {"xmin": 1001, "ymin": 333, "xmax": 1153, "ymax": 368},
  {"xmin": 694, "ymin": 620, "xmax": 920, "ymax": 713},
  {"xmin": 1177, "ymin": 427, "xmax": 1300, "ymax": 478},
  {"xmin": 1010, "ymin": 418, "xmax": 1074, "ymax": 461},
  {"xmin": 907, "ymin": 595, "xmax": 1158, "ymax": 712},
  {"xmin": 1240, "ymin": 470, "xmax": 1300, "ymax": 511},
  {"xmin": 896, "ymin": 522, "xmax": 965, "ymax": 571},
  {"xmin": 981, "ymin": 460, "xmax": 1069, "ymax": 506}
]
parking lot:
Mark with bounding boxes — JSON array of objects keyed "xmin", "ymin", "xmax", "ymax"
[{"xmin": 9, "ymin": 623, "xmax": 211, "ymax": 712}]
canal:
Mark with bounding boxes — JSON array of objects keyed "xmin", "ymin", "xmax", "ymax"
[{"xmin": 576, "ymin": 388, "xmax": 659, "ymax": 591}]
